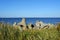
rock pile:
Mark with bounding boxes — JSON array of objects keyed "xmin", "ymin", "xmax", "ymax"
[{"xmin": 13, "ymin": 18, "xmax": 55, "ymax": 30}]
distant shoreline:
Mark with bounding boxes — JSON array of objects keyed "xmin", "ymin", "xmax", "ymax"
[{"xmin": 0, "ymin": 18, "xmax": 60, "ymax": 25}]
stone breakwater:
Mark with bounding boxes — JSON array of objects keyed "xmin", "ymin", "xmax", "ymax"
[{"xmin": 13, "ymin": 18, "xmax": 56, "ymax": 30}]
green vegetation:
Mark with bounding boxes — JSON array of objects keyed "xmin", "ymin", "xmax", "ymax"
[
  {"xmin": 57, "ymin": 23, "xmax": 60, "ymax": 32},
  {"xmin": 0, "ymin": 22, "xmax": 60, "ymax": 40}
]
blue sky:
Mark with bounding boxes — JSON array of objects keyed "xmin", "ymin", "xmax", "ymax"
[{"xmin": 0, "ymin": 0, "xmax": 60, "ymax": 17}]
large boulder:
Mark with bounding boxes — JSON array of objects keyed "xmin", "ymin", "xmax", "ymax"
[
  {"xmin": 27, "ymin": 23, "xmax": 35, "ymax": 29},
  {"xmin": 35, "ymin": 21, "xmax": 55, "ymax": 29},
  {"xmin": 48, "ymin": 23, "xmax": 55, "ymax": 29},
  {"xmin": 35, "ymin": 21, "xmax": 47, "ymax": 29},
  {"xmin": 17, "ymin": 18, "xmax": 26, "ymax": 30}
]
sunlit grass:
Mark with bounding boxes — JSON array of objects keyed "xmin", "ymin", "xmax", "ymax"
[{"xmin": 0, "ymin": 22, "xmax": 60, "ymax": 40}]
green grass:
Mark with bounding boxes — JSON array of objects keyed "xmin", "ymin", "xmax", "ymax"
[{"xmin": 0, "ymin": 22, "xmax": 60, "ymax": 40}]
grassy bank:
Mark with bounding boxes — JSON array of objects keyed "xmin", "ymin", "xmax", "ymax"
[{"xmin": 0, "ymin": 22, "xmax": 60, "ymax": 40}]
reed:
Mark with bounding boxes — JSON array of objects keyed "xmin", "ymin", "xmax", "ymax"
[{"xmin": 0, "ymin": 22, "xmax": 60, "ymax": 40}]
